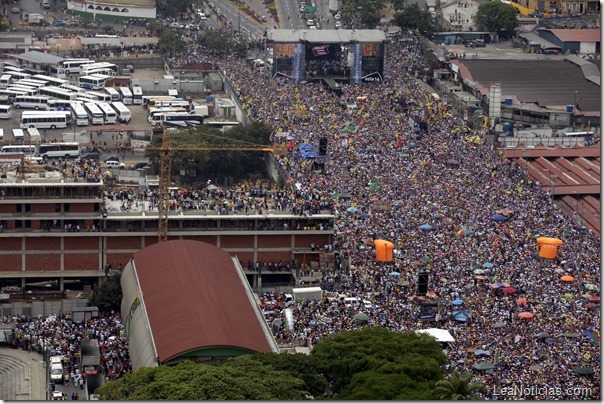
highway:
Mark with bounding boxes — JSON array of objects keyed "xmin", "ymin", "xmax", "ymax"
[{"xmin": 210, "ymin": 0, "xmax": 269, "ymax": 38}]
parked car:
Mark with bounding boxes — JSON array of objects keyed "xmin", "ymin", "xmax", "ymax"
[
  {"xmin": 335, "ymin": 21, "xmax": 342, "ymax": 29},
  {"xmin": 11, "ymin": 7, "xmax": 19, "ymax": 14},
  {"xmin": 306, "ymin": 19, "xmax": 315, "ymax": 26},
  {"xmin": 133, "ymin": 162, "xmax": 149, "ymax": 170},
  {"xmin": 52, "ymin": 20, "xmax": 65, "ymax": 26},
  {"xmin": 104, "ymin": 155, "xmax": 119, "ymax": 163},
  {"xmin": 80, "ymin": 152, "xmax": 100, "ymax": 161}
]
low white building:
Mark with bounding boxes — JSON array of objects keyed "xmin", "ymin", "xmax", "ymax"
[{"xmin": 67, "ymin": 0, "xmax": 156, "ymax": 20}]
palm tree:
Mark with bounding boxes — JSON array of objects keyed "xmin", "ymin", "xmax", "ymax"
[{"xmin": 433, "ymin": 371, "xmax": 485, "ymax": 400}]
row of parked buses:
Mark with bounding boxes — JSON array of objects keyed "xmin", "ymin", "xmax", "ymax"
[{"xmin": 0, "ymin": 141, "xmax": 81, "ymax": 159}]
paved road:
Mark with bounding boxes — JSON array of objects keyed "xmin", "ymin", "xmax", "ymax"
[{"xmin": 211, "ymin": 0, "xmax": 267, "ymax": 37}]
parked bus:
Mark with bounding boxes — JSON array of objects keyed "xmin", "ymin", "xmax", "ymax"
[
  {"xmin": 97, "ymin": 102, "xmax": 117, "ymax": 124},
  {"xmin": 6, "ymin": 71, "xmax": 31, "ymax": 81},
  {"xmin": 132, "ymin": 86, "xmax": 143, "ymax": 105},
  {"xmin": 75, "ymin": 93, "xmax": 97, "ymax": 103},
  {"xmin": 47, "ymin": 99, "xmax": 73, "ymax": 112},
  {"xmin": 84, "ymin": 102, "xmax": 104, "ymax": 125},
  {"xmin": 147, "ymin": 107, "xmax": 188, "ymax": 123},
  {"xmin": 38, "ymin": 142, "xmax": 80, "ymax": 159},
  {"xmin": 104, "ymin": 87, "xmax": 120, "ymax": 101},
  {"xmin": 155, "ymin": 100, "xmax": 191, "ymax": 110},
  {"xmin": 32, "ymin": 74, "xmax": 68, "ymax": 87},
  {"xmin": 62, "ymin": 59, "xmax": 96, "ymax": 74},
  {"xmin": 20, "ymin": 111, "xmax": 69, "ymax": 129},
  {"xmin": 144, "ymin": 96, "xmax": 177, "ymax": 109},
  {"xmin": 3, "ymin": 65, "xmax": 26, "ymax": 74},
  {"xmin": 0, "ymin": 74, "xmax": 12, "ymax": 89},
  {"xmin": 80, "ymin": 62, "xmax": 118, "ymax": 76},
  {"xmin": 0, "ymin": 88, "xmax": 28, "ymax": 98},
  {"xmin": 159, "ymin": 112, "xmax": 205, "ymax": 127},
  {"xmin": 84, "ymin": 91, "xmax": 111, "ymax": 102},
  {"xmin": 70, "ymin": 102, "xmax": 89, "ymax": 126},
  {"xmin": 7, "ymin": 85, "xmax": 39, "ymax": 96},
  {"xmin": 13, "ymin": 95, "xmax": 49, "ymax": 110},
  {"xmin": 27, "ymin": 127, "xmax": 42, "ymax": 144},
  {"xmin": 38, "ymin": 86, "xmax": 78, "ymax": 101},
  {"xmin": 79, "ymin": 75, "xmax": 107, "ymax": 90},
  {"xmin": 0, "ymin": 144, "xmax": 36, "ymax": 157},
  {"xmin": 59, "ymin": 83, "xmax": 86, "ymax": 93},
  {"xmin": 119, "ymin": 87, "xmax": 132, "ymax": 105},
  {"xmin": 0, "ymin": 104, "xmax": 11, "ymax": 119},
  {"xmin": 15, "ymin": 79, "xmax": 48, "ymax": 89},
  {"xmin": 562, "ymin": 130, "xmax": 595, "ymax": 137},
  {"xmin": 12, "ymin": 129, "xmax": 25, "ymax": 143},
  {"xmin": 110, "ymin": 101, "xmax": 131, "ymax": 123}
]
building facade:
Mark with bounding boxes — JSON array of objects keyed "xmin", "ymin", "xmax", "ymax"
[{"xmin": 67, "ymin": 0, "xmax": 156, "ymax": 20}]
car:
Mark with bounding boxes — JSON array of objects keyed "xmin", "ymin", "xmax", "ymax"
[
  {"xmin": 80, "ymin": 152, "xmax": 100, "ymax": 161},
  {"xmin": 11, "ymin": 7, "xmax": 19, "ymax": 14},
  {"xmin": 334, "ymin": 12, "xmax": 341, "ymax": 20},
  {"xmin": 306, "ymin": 19, "xmax": 315, "ymax": 26},
  {"xmin": 335, "ymin": 21, "xmax": 341, "ymax": 29},
  {"xmin": 104, "ymin": 155, "xmax": 119, "ymax": 163},
  {"xmin": 309, "ymin": 25, "xmax": 317, "ymax": 29},
  {"xmin": 52, "ymin": 20, "xmax": 65, "ymax": 26},
  {"xmin": 169, "ymin": 22, "xmax": 180, "ymax": 28},
  {"xmin": 51, "ymin": 391, "xmax": 65, "ymax": 400},
  {"xmin": 66, "ymin": 20, "xmax": 80, "ymax": 26},
  {"xmin": 133, "ymin": 162, "xmax": 149, "ymax": 170}
]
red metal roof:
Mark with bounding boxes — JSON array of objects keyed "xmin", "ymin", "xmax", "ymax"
[
  {"xmin": 549, "ymin": 29, "xmax": 601, "ymax": 43},
  {"xmin": 133, "ymin": 240, "xmax": 274, "ymax": 363}
]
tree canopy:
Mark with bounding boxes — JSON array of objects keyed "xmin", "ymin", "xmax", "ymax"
[
  {"xmin": 392, "ymin": 3, "xmax": 436, "ymax": 37},
  {"xmin": 434, "ymin": 371, "xmax": 486, "ymax": 400},
  {"xmin": 473, "ymin": 1, "xmax": 518, "ymax": 33},
  {"xmin": 341, "ymin": 0, "xmax": 387, "ymax": 29},
  {"xmin": 89, "ymin": 272, "xmax": 122, "ymax": 312},
  {"xmin": 197, "ymin": 30, "xmax": 248, "ymax": 58},
  {"xmin": 158, "ymin": 29, "xmax": 187, "ymax": 56},
  {"xmin": 144, "ymin": 122, "xmax": 273, "ymax": 184},
  {"xmin": 311, "ymin": 327, "xmax": 447, "ymax": 399}
]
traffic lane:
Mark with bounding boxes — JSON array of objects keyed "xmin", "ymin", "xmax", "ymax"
[
  {"xmin": 277, "ymin": 0, "xmax": 304, "ymax": 28},
  {"xmin": 212, "ymin": 0, "xmax": 265, "ymax": 36}
]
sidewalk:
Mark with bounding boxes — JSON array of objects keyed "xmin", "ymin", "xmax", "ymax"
[
  {"xmin": 440, "ymin": 0, "xmax": 480, "ymax": 31},
  {"xmin": 0, "ymin": 347, "xmax": 47, "ymax": 401}
]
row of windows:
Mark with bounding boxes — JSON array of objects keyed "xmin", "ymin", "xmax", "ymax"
[{"xmin": 87, "ymin": 5, "xmax": 131, "ymax": 12}]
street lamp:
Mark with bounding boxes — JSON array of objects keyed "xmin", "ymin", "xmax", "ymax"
[{"xmin": 573, "ymin": 90, "xmax": 578, "ymax": 129}]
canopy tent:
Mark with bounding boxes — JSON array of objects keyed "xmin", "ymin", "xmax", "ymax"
[{"xmin": 416, "ymin": 328, "xmax": 455, "ymax": 343}]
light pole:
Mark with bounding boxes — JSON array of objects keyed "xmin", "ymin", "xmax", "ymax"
[{"xmin": 573, "ymin": 90, "xmax": 578, "ymax": 129}]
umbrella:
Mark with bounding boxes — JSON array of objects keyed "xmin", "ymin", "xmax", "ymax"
[
  {"xmin": 519, "ymin": 312, "xmax": 534, "ymax": 319},
  {"xmin": 530, "ymin": 365, "xmax": 543, "ymax": 371},
  {"xmin": 286, "ymin": 134, "xmax": 295, "ymax": 140},
  {"xmin": 587, "ymin": 295, "xmax": 600, "ymax": 302},
  {"xmin": 560, "ymin": 275, "xmax": 574, "ymax": 282},
  {"xmin": 561, "ymin": 332, "xmax": 579, "ymax": 338},
  {"xmin": 347, "ymin": 206, "xmax": 358, "ymax": 213},
  {"xmin": 472, "ymin": 363, "xmax": 497, "ymax": 371},
  {"xmin": 298, "ymin": 143, "xmax": 315, "ymax": 152},
  {"xmin": 585, "ymin": 284, "xmax": 598, "ymax": 291},
  {"xmin": 474, "ymin": 269, "xmax": 486, "ymax": 275},
  {"xmin": 483, "ymin": 262, "xmax": 495, "ymax": 268},
  {"xmin": 516, "ymin": 298, "xmax": 528, "ymax": 305},
  {"xmin": 463, "ymin": 283, "xmax": 474, "ymax": 290},
  {"xmin": 457, "ymin": 228, "xmax": 472, "ymax": 236},
  {"xmin": 545, "ymin": 338, "xmax": 555, "ymax": 344},
  {"xmin": 399, "ymin": 281, "xmax": 410, "ymax": 287},
  {"xmin": 491, "ymin": 214, "xmax": 507, "ymax": 221},
  {"xmin": 389, "ymin": 271, "xmax": 400, "ymax": 276},
  {"xmin": 475, "ymin": 275, "xmax": 487, "ymax": 280},
  {"xmin": 585, "ymin": 303, "xmax": 598, "ymax": 309},
  {"xmin": 474, "ymin": 349, "xmax": 491, "ymax": 357},
  {"xmin": 554, "ymin": 268, "xmax": 565, "ymax": 273},
  {"xmin": 418, "ymin": 224, "xmax": 433, "ymax": 230},
  {"xmin": 502, "ymin": 287, "xmax": 517, "ymax": 294},
  {"xmin": 573, "ymin": 367, "xmax": 594, "ymax": 376},
  {"xmin": 490, "ymin": 282, "xmax": 506, "ymax": 289},
  {"xmin": 496, "ymin": 208, "xmax": 514, "ymax": 215},
  {"xmin": 353, "ymin": 312, "xmax": 370, "ymax": 321},
  {"xmin": 426, "ymin": 291, "xmax": 437, "ymax": 298},
  {"xmin": 536, "ymin": 332, "xmax": 549, "ymax": 339},
  {"xmin": 452, "ymin": 312, "xmax": 471, "ymax": 322},
  {"xmin": 452, "ymin": 299, "xmax": 464, "ymax": 306},
  {"xmin": 300, "ymin": 150, "xmax": 318, "ymax": 159},
  {"xmin": 420, "ymin": 256, "xmax": 432, "ymax": 263},
  {"xmin": 564, "ymin": 293, "xmax": 574, "ymax": 299},
  {"xmin": 338, "ymin": 193, "xmax": 352, "ymax": 200},
  {"xmin": 433, "ymin": 213, "xmax": 443, "ymax": 219}
]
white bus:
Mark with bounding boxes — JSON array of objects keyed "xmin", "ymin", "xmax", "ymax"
[
  {"xmin": 75, "ymin": 93, "xmax": 97, "ymax": 103},
  {"xmin": 147, "ymin": 107, "xmax": 188, "ymax": 123},
  {"xmin": 0, "ymin": 104, "xmax": 11, "ymax": 119},
  {"xmin": 155, "ymin": 100, "xmax": 191, "ymax": 110},
  {"xmin": 12, "ymin": 129, "xmax": 25, "ymax": 143},
  {"xmin": 132, "ymin": 86, "xmax": 143, "ymax": 105},
  {"xmin": 13, "ymin": 95, "xmax": 49, "ymax": 110},
  {"xmin": 84, "ymin": 102, "xmax": 104, "ymax": 125},
  {"xmin": 70, "ymin": 102, "xmax": 89, "ymax": 126},
  {"xmin": 0, "ymin": 74, "xmax": 12, "ymax": 89},
  {"xmin": 97, "ymin": 102, "xmax": 117, "ymax": 124},
  {"xmin": 0, "ymin": 144, "xmax": 36, "ymax": 157},
  {"xmin": 38, "ymin": 86, "xmax": 78, "ymax": 101},
  {"xmin": 562, "ymin": 130, "xmax": 595, "ymax": 137},
  {"xmin": 38, "ymin": 142, "xmax": 80, "ymax": 159},
  {"xmin": 104, "ymin": 87, "xmax": 120, "ymax": 101},
  {"xmin": 20, "ymin": 111, "xmax": 69, "ymax": 129},
  {"xmin": 16, "ymin": 79, "xmax": 48, "ymax": 89},
  {"xmin": 85, "ymin": 91, "xmax": 111, "ymax": 102},
  {"xmin": 155, "ymin": 112, "xmax": 205, "ymax": 127},
  {"xmin": 0, "ymin": 88, "xmax": 27, "ymax": 98},
  {"xmin": 79, "ymin": 75, "xmax": 107, "ymax": 90},
  {"xmin": 62, "ymin": 59, "xmax": 96, "ymax": 74},
  {"xmin": 59, "ymin": 83, "xmax": 86, "ymax": 93},
  {"xmin": 111, "ymin": 101, "xmax": 131, "ymax": 123},
  {"xmin": 27, "ymin": 127, "xmax": 42, "ymax": 144},
  {"xmin": 7, "ymin": 85, "xmax": 39, "ymax": 96},
  {"xmin": 119, "ymin": 87, "xmax": 132, "ymax": 105},
  {"xmin": 3, "ymin": 65, "xmax": 25, "ymax": 74},
  {"xmin": 84, "ymin": 67, "xmax": 116, "ymax": 77},
  {"xmin": 7, "ymin": 71, "xmax": 32, "ymax": 81},
  {"xmin": 32, "ymin": 74, "xmax": 68, "ymax": 87},
  {"xmin": 80, "ymin": 62, "xmax": 118, "ymax": 75},
  {"xmin": 47, "ymin": 99, "xmax": 73, "ymax": 111}
]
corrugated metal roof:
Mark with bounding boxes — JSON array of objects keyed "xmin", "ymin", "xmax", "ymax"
[
  {"xmin": 133, "ymin": 240, "xmax": 274, "ymax": 363},
  {"xmin": 9, "ymin": 50, "xmax": 64, "ymax": 64},
  {"xmin": 548, "ymin": 29, "xmax": 601, "ymax": 43},
  {"xmin": 268, "ymin": 29, "xmax": 387, "ymax": 44}
]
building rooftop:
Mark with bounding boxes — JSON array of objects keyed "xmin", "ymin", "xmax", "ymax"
[
  {"xmin": 267, "ymin": 29, "xmax": 387, "ymax": 44},
  {"xmin": 547, "ymin": 28, "xmax": 601, "ymax": 43}
]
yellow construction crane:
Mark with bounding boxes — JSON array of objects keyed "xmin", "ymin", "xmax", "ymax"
[{"xmin": 144, "ymin": 127, "xmax": 280, "ymax": 242}]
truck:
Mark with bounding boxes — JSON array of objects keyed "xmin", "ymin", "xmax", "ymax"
[
  {"xmin": 85, "ymin": 374, "xmax": 104, "ymax": 400},
  {"xmin": 80, "ymin": 339, "xmax": 101, "ymax": 375},
  {"xmin": 291, "ymin": 287, "xmax": 323, "ymax": 303},
  {"xmin": 328, "ymin": 0, "xmax": 339, "ymax": 13},
  {"xmin": 27, "ymin": 13, "xmax": 45, "ymax": 25}
]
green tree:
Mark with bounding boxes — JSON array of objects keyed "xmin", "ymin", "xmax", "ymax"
[
  {"xmin": 158, "ymin": 29, "xmax": 187, "ymax": 56},
  {"xmin": 392, "ymin": 3, "xmax": 436, "ymax": 37},
  {"xmin": 311, "ymin": 327, "xmax": 446, "ymax": 399},
  {"xmin": 90, "ymin": 272, "xmax": 122, "ymax": 312},
  {"xmin": 433, "ymin": 371, "xmax": 486, "ymax": 400},
  {"xmin": 473, "ymin": 1, "xmax": 518, "ymax": 33},
  {"xmin": 341, "ymin": 0, "xmax": 387, "ymax": 29},
  {"xmin": 95, "ymin": 358, "xmax": 311, "ymax": 400},
  {"xmin": 157, "ymin": 0, "xmax": 190, "ymax": 17}
]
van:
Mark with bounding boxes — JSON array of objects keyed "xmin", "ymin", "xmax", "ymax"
[
  {"xmin": 104, "ymin": 160, "xmax": 123, "ymax": 167},
  {"xmin": 50, "ymin": 362, "xmax": 64, "ymax": 384},
  {"xmin": 343, "ymin": 297, "xmax": 361, "ymax": 307},
  {"xmin": 42, "ymin": 0, "xmax": 51, "ymax": 9},
  {"xmin": 80, "ymin": 152, "xmax": 100, "ymax": 161}
]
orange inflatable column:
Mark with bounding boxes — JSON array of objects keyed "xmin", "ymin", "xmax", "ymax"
[
  {"xmin": 536, "ymin": 237, "xmax": 563, "ymax": 259},
  {"xmin": 374, "ymin": 239, "xmax": 394, "ymax": 262}
]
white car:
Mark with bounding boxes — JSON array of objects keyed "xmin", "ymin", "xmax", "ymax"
[
  {"xmin": 334, "ymin": 12, "xmax": 341, "ymax": 20},
  {"xmin": 51, "ymin": 391, "xmax": 65, "ymax": 400},
  {"xmin": 335, "ymin": 21, "xmax": 341, "ymax": 29},
  {"xmin": 306, "ymin": 19, "xmax": 315, "ymax": 26}
]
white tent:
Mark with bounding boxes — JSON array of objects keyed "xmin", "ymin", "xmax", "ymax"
[{"xmin": 416, "ymin": 328, "xmax": 455, "ymax": 343}]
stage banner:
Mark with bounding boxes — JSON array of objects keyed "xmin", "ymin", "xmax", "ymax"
[
  {"xmin": 351, "ymin": 43, "xmax": 363, "ymax": 84},
  {"xmin": 293, "ymin": 43, "xmax": 305, "ymax": 83}
]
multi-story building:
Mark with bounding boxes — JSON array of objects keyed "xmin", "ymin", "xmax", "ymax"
[{"xmin": 0, "ymin": 168, "xmax": 334, "ymax": 293}]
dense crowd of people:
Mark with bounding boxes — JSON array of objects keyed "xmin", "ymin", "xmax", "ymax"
[{"xmin": 199, "ymin": 29, "xmax": 600, "ymax": 399}]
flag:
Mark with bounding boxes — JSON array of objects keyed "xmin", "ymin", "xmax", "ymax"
[
  {"xmin": 369, "ymin": 183, "xmax": 379, "ymax": 192},
  {"xmin": 332, "ymin": 191, "xmax": 340, "ymax": 199}
]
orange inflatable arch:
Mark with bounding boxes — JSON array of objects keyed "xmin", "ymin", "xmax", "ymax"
[{"xmin": 374, "ymin": 239, "xmax": 394, "ymax": 262}]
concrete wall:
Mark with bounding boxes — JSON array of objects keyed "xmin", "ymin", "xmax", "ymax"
[{"xmin": 0, "ymin": 298, "xmax": 89, "ymax": 317}]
